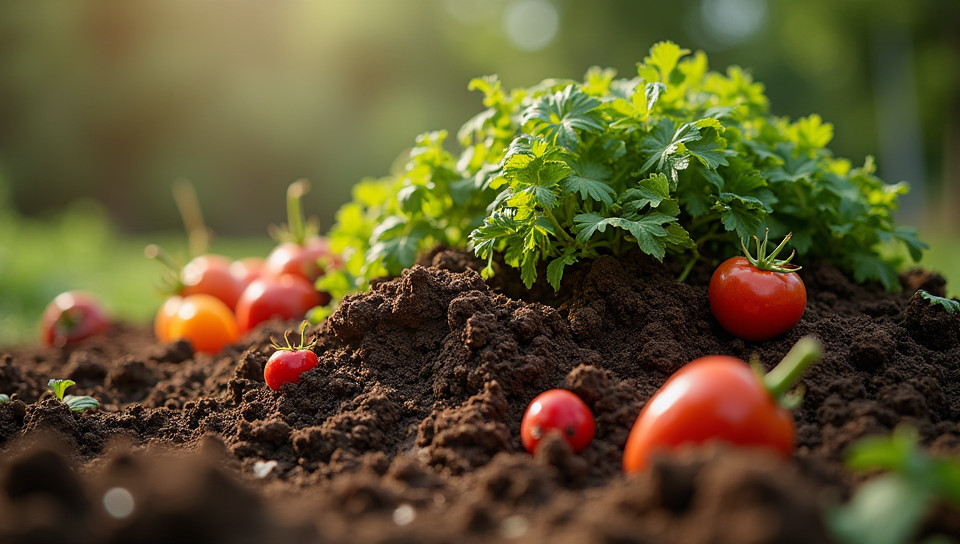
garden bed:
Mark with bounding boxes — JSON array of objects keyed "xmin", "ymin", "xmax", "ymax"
[{"xmin": 1, "ymin": 250, "xmax": 958, "ymax": 543}]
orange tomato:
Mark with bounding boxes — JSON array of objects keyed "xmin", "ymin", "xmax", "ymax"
[
  {"xmin": 158, "ymin": 294, "xmax": 238, "ymax": 354},
  {"xmin": 154, "ymin": 296, "xmax": 184, "ymax": 343}
]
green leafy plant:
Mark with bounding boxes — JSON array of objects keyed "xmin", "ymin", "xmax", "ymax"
[
  {"xmin": 917, "ymin": 290, "xmax": 960, "ymax": 315},
  {"xmin": 47, "ymin": 378, "xmax": 100, "ymax": 413},
  {"xmin": 828, "ymin": 426, "xmax": 960, "ymax": 544},
  {"xmin": 320, "ymin": 41, "xmax": 924, "ymax": 303}
]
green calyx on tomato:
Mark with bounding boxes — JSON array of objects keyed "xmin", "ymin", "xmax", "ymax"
[
  {"xmin": 270, "ymin": 320, "xmax": 317, "ymax": 353},
  {"xmin": 741, "ymin": 228, "xmax": 801, "ymax": 274}
]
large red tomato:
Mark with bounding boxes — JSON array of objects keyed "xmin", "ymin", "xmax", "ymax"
[{"xmin": 622, "ymin": 337, "xmax": 821, "ymax": 474}]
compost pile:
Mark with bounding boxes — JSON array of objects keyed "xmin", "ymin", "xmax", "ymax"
[{"xmin": 1, "ymin": 249, "xmax": 959, "ymax": 543}]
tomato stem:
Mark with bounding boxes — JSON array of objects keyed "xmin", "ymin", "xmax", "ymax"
[{"xmin": 763, "ymin": 336, "xmax": 823, "ymax": 405}]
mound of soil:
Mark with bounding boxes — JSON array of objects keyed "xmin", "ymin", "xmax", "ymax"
[{"xmin": 1, "ymin": 250, "xmax": 958, "ymax": 543}]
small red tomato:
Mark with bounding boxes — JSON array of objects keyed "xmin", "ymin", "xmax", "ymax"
[
  {"xmin": 264, "ymin": 322, "xmax": 318, "ymax": 390},
  {"xmin": 164, "ymin": 294, "xmax": 239, "ymax": 354},
  {"xmin": 235, "ymin": 274, "xmax": 321, "ymax": 334},
  {"xmin": 521, "ymin": 389, "xmax": 595, "ymax": 454},
  {"xmin": 622, "ymin": 337, "xmax": 822, "ymax": 474},
  {"xmin": 40, "ymin": 291, "xmax": 110, "ymax": 347},
  {"xmin": 180, "ymin": 254, "xmax": 245, "ymax": 311},
  {"xmin": 709, "ymin": 230, "xmax": 806, "ymax": 342}
]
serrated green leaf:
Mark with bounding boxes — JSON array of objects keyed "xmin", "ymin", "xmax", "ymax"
[
  {"xmin": 520, "ymin": 253, "xmax": 539, "ymax": 288},
  {"xmin": 918, "ymin": 290, "xmax": 960, "ymax": 315},
  {"xmin": 716, "ymin": 195, "xmax": 766, "ymax": 241},
  {"xmin": 574, "ymin": 213, "xmax": 674, "ymax": 261},
  {"xmin": 501, "ymin": 135, "xmax": 573, "ymax": 190},
  {"xmin": 663, "ymin": 223, "xmax": 696, "ymax": 250},
  {"xmin": 640, "ymin": 41, "xmax": 690, "ymax": 82},
  {"xmin": 684, "ymin": 121, "xmax": 731, "ymax": 170},
  {"xmin": 546, "ymin": 248, "xmax": 578, "ymax": 291},
  {"xmin": 562, "ymin": 161, "xmax": 615, "ymax": 205},
  {"xmin": 620, "ymin": 173, "xmax": 671, "ymax": 213},
  {"xmin": 618, "ymin": 213, "xmax": 676, "ymax": 261},
  {"xmin": 522, "ymin": 85, "xmax": 604, "ymax": 150}
]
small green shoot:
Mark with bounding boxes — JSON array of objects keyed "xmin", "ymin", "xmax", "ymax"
[
  {"xmin": 917, "ymin": 289, "xmax": 960, "ymax": 315},
  {"xmin": 47, "ymin": 378, "xmax": 100, "ymax": 413},
  {"xmin": 0, "ymin": 393, "xmax": 10, "ymax": 403},
  {"xmin": 828, "ymin": 426, "xmax": 960, "ymax": 544}
]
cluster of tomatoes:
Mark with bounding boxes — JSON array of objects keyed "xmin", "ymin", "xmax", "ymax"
[
  {"xmin": 150, "ymin": 236, "xmax": 334, "ymax": 355},
  {"xmin": 520, "ymin": 230, "xmax": 815, "ymax": 473}
]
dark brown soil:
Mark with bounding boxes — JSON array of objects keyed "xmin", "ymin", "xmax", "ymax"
[{"xmin": 1, "ymin": 250, "xmax": 959, "ymax": 543}]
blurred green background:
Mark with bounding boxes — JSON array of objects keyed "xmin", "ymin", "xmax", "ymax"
[{"xmin": 1, "ymin": 0, "xmax": 958, "ymax": 346}]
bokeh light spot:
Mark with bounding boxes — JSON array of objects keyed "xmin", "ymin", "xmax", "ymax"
[{"xmin": 503, "ymin": 0, "xmax": 559, "ymax": 52}]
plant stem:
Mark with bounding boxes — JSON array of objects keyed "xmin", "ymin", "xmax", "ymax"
[
  {"xmin": 543, "ymin": 207, "xmax": 576, "ymax": 244},
  {"xmin": 287, "ymin": 179, "xmax": 311, "ymax": 245},
  {"xmin": 676, "ymin": 253, "xmax": 699, "ymax": 283},
  {"xmin": 172, "ymin": 179, "xmax": 209, "ymax": 258},
  {"xmin": 763, "ymin": 336, "xmax": 823, "ymax": 402},
  {"xmin": 144, "ymin": 244, "xmax": 180, "ymax": 272}
]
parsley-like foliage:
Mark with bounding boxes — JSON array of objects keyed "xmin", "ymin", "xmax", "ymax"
[{"xmin": 319, "ymin": 42, "xmax": 924, "ymax": 302}]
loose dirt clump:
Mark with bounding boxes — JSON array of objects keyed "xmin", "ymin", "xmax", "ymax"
[{"xmin": 1, "ymin": 251, "xmax": 958, "ymax": 543}]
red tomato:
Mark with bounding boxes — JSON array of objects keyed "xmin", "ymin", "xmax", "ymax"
[
  {"xmin": 709, "ymin": 256, "xmax": 806, "ymax": 341},
  {"xmin": 229, "ymin": 257, "xmax": 266, "ymax": 289},
  {"xmin": 235, "ymin": 275, "xmax": 321, "ymax": 334},
  {"xmin": 622, "ymin": 336, "xmax": 822, "ymax": 474},
  {"xmin": 164, "ymin": 294, "xmax": 239, "ymax": 354},
  {"xmin": 708, "ymin": 231, "xmax": 806, "ymax": 342},
  {"xmin": 40, "ymin": 291, "xmax": 110, "ymax": 347},
  {"xmin": 264, "ymin": 237, "xmax": 331, "ymax": 283},
  {"xmin": 180, "ymin": 255, "xmax": 244, "ymax": 311},
  {"xmin": 520, "ymin": 389, "xmax": 595, "ymax": 454},
  {"xmin": 264, "ymin": 349, "xmax": 318, "ymax": 390}
]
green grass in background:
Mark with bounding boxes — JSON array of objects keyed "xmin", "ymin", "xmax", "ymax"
[
  {"xmin": 0, "ymin": 200, "xmax": 273, "ymax": 347},
  {"xmin": 917, "ymin": 231, "xmax": 960, "ymax": 298}
]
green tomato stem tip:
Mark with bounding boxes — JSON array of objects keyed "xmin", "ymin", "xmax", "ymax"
[
  {"xmin": 763, "ymin": 336, "xmax": 823, "ymax": 406},
  {"xmin": 741, "ymin": 228, "xmax": 801, "ymax": 273}
]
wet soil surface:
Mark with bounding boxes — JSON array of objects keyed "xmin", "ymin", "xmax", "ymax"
[{"xmin": 1, "ymin": 250, "xmax": 958, "ymax": 543}]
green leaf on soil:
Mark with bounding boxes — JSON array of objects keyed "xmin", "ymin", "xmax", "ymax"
[{"xmin": 918, "ymin": 290, "xmax": 960, "ymax": 315}]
